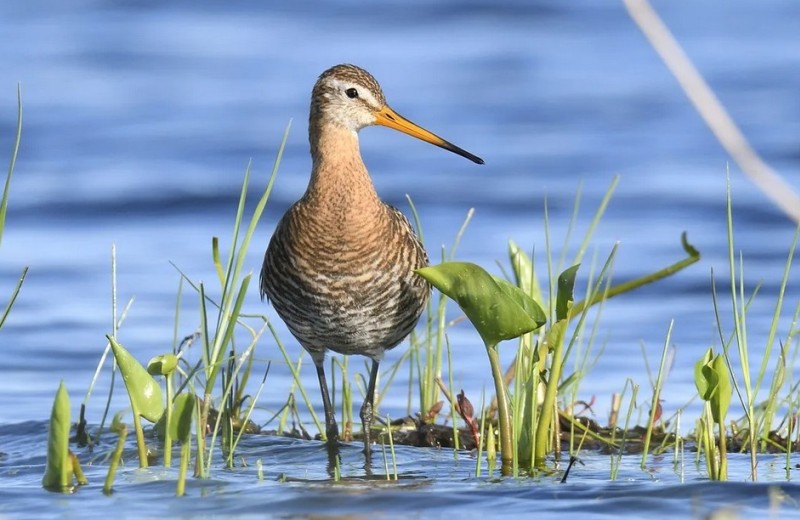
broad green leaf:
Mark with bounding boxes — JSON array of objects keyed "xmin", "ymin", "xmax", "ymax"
[
  {"xmin": 694, "ymin": 347, "xmax": 715, "ymax": 399},
  {"xmin": 109, "ymin": 336, "xmax": 165, "ymax": 423},
  {"xmin": 556, "ymin": 264, "xmax": 580, "ymax": 321},
  {"xmin": 699, "ymin": 364, "xmax": 720, "ymax": 402},
  {"xmin": 417, "ymin": 262, "xmax": 546, "ymax": 346},
  {"xmin": 170, "ymin": 393, "xmax": 195, "ymax": 444},
  {"xmin": 709, "ymin": 354, "xmax": 731, "ymax": 424},
  {"xmin": 42, "ymin": 381, "xmax": 73, "ymax": 492},
  {"xmin": 147, "ymin": 354, "xmax": 178, "ymax": 377},
  {"xmin": 694, "ymin": 348, "xmax": 730, "ymax": 425},
  {"xmin": 494, "ymin": 277, "xmax": 546, "ymax": 325}
]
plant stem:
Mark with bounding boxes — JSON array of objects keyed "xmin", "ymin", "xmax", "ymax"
[
  {"xmin": 486, "ymin": 344, "xmax": 512, "ymax": 475},
  {"xmin": 70, "ymin": 452, "xmax": 88, "ymax": 485},
  {"xmin": 569, "ymin": 232, "xmax": 700, "ymax": 317},
  {"xmin": 177, "ymin": 442, "xmax": 190, "ymax": 497},
  {"xmin": 196, "ymin": 394, "xmax": 210, "ymax": 477},
  {"xmin": 132, "ymin": 413, "xmax": 147, "ymax": 468},
  {"xmin": 535, "ymin": 324, "xmax": 567, "ymax": 468},
  {"xmin": 164, "ymin": 377, "xmax": 173, "ymax": 467},
  {"xmin": 718, "ymin": 421, "xmax": 728, "ymax": 481},
  {"xmin": 702, "ymin": 409, "xmax": 717, "ymax": 479},
  {"xmin": 103, "ymin": 424, "xmax": 127, "ymax": 494}
]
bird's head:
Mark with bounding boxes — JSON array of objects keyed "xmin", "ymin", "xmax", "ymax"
[{"xmin": 310, "ymin": 64, "xmax": 484, "ymax": 165}]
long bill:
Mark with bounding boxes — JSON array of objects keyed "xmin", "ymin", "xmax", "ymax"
[{"xmin": 374, "ymin": 106, "xmax": 484, "ymax": 165}]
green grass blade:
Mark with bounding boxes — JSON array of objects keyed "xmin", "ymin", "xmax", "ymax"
[
  {"xmin": 754, "ymin": 225, "xmax": 799, "ymax": 392},
  {"xmin": 0, "ymin": 267, "xmax": 27, "ymax": 329},
  {"xmin": 229, "ymin": 121, "xmax": 291, "ymax": 291},
  {"xmin": 0, "ymin": 84, "xmax": 23, "ymax": 248},
  {"xmin": 205, "ymin": 275, "xmax": 251, "ymax": 393},
  {"xmin": 205, "ymin": 120, "xmax": 290, "ymax": 395},
  {"xmin": 574, "ymin": 176, "xmax": 619, "ymax": 266},
  {"xmin": 556, "ymin": 180, "xmax": 581, "ymax": 277},
  {"xmin": 640, "ymin": 320, "xmax": 674, "ymax": 469}
]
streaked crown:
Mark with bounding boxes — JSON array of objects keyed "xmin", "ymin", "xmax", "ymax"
[{"xmin": 310, "ymin": 64, "xmax": 387, "ymax": 131}]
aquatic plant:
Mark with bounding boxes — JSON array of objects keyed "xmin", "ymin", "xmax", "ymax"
[
  {"xmin": 640, "ymin": 320, "xmax": 675, "ymax": 469},
  {"xmin": 108, "ymin": 337, "xmax": 165, "ymax": 468},
  {"xmin": 166, "ymin": 122, "xmax": 289, "ymax": 475},
  {"xmin": 103, "ymin": 412, "xmax": 128, "ymax": 494},
  {"xmin": 417, "ymin": 261, "xmax": 547, "ymax": 474},
  {"xmin": 42, "ymin": 382, "xmax": 88, "ymax": 492},
  {"xmin": 409, "ymin": 203, "xmax": 475, "ymax": 430},
  {"xmin": 415, "ymin": 175, "xmax": 701, "ymax": 476},
  {"xmin": 504, "ymin": 240, "xmax": 698, "ymax": 473},
  {"xmin": 709, "ymin": 178, "xmax": 800, "ymax": 481},
  {"xmin": 694, "ymin": 347, "xmax": 731, "ymax": 480},
  {"xmin": 56, "ymin": 124, "xmax": 290, "ymax": 491}
]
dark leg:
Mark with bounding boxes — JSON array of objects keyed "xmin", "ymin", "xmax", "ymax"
[
  {"xmin": 360, "ymin": 359, "xmax": 380, "ymax": 458},
  {"xmin": 315, "ymin": 360, "xmax": 339, "ymax": 446}
]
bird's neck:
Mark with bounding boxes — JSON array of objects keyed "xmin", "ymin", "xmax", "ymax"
[{"xmin": 305, "ymin": 123, "xmax": 380, "ymax": 209}]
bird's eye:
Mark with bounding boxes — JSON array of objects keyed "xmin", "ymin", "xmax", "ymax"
[{"xmin": 345, "ymin": 88, "xmax": 359, "ymax": 99}]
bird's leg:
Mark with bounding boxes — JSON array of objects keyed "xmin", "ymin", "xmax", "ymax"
[
  {"xmin": 360, "ymin": 359, "xmax": 380, "ymax": 458},
  {"xmin": 315, "ymin": 360, "xmax": 340, "ymax": 447}
]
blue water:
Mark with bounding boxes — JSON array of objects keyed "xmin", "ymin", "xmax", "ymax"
[
  {"xmin": 4, "ymin": 420, "xmax": 800, "ymax": 519},
  {"xmin": 1, "ymin": 0, "xmax": 799, "ymax": 517}
]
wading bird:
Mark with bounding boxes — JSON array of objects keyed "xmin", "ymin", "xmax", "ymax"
[{"xmin": 260, "ymin": 64, "xmax": 483, "ymax": 457}]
